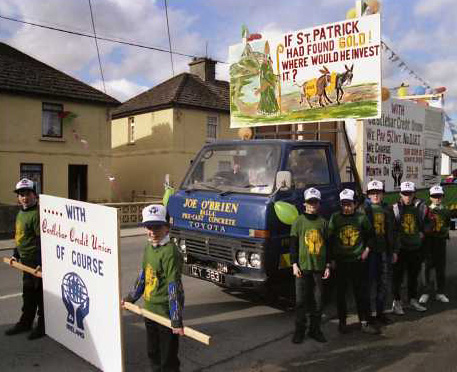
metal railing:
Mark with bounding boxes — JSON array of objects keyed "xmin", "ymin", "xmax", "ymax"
[{"xmin": 104, "ymin": 200, "xmax": 162, "ymax": 227}]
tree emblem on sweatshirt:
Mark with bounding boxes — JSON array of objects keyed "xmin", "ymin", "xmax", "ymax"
[
  {"xmin": 402, "ymin": 214, "xmax": 416, "ymax": 234},
  {"xmin": 15, "ymin": 220, "xmax": 25, "ymax": 246},
  {"xmin": 304, "ymin": 229, "xmax": 323, "ymax": 255},
  {"xmin": 433, "ymin": 214, "xmax": 443, "ymax": 233},
  {"xmin": 144, "ymin": 264, "xmax": 158, "ymax": 301},
  {"xmin": 339, "ymin": 225, "xmax": 360, "ymax": 247},
  {"xmin": 373, "ymin": 213, "xmax": 385, "ymax": 235}
]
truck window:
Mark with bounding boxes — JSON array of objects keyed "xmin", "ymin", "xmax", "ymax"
[
  {"xmin": 287, "ymin": 148, "xmax": 330, "ymax": 188},
  {"xmin": 182, "ymin": 144, "xmax": 281, "ymax": 194}
]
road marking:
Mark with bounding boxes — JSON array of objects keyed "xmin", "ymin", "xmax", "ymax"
[{"xmin": 0, "ymin": 292, "xmax": 21, "ymax": 300}]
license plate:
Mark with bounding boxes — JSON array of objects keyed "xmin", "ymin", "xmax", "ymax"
[{"xmin": 190, "ymin": 265, "xmax": 223, "ymax": 283}]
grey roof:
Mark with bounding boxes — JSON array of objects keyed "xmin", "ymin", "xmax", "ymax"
[
  {"xmin": 0, "ymin": 42, "xmax": 119, "ymax": 105},
  {"xmin": 442, "ymin": 146, "xmax": 457, "ymax": 159},
  {"xmin": 112, "ymin": 73, "xmax": 229, "ymax": 119}
]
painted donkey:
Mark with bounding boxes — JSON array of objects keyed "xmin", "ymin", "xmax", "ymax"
[
  {"xmin": 298, "ymin": 66, "xmax": 332, "ymax": 108},
  {"xmin": 335, "ymin": 64, "xmax": 354, "ymax": 104}
]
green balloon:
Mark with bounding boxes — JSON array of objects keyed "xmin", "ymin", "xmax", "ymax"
[
  {"xmin": 274, "ymin": 201, "xmax": 299, "ymax": 225},
  {"xmin": 162, "ymin": 186, "xmax": 175, "ymax": 207}
]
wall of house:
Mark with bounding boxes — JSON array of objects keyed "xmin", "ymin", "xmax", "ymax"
[
  {"xmin": 111, "ymin": 107, "xmax": 237, "ymax": 200},
  {"xmin": 0, "ymin": 93, "xmax": 113, "ymax": 205},
  {"xmin": 111, "ymin": 109, "xmax": 174, "ymax": 200},
  {"xmin": 441, "ymin": 153, "xmax": 450, "ymax": 175}
]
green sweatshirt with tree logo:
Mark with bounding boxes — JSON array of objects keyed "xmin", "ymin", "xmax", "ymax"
[
  {"xmin": 329, "ymin": 211, "xmax": 374, "ymax": 262},
  {"xmin": 290, "ymin": 213, "xmax": 329, "ymax": 271},
  {"xmin": 14, "ymin": 204, "xmax": 41, "ymax": 266}
]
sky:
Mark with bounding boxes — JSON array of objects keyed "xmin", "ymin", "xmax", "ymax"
[{"xmin": 0, "ymin": 0, "xmax": 455, "ymax": 129}]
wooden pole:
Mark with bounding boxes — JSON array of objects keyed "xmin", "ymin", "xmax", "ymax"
[
  {"xmin": 276, "ymin": 44, "xmax": 284, "ymax": 113},
  {"xmin": 2, "ymin": 257, "xmax": 42, "ymax": 278},
  {"xmin": 123, "ymin": 301, "xmax": 211, "ymax": 345}
]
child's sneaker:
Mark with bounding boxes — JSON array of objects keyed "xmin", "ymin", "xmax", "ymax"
[
  {"xmin": 360, "ymin": 321, "xmax": 381, "ymax": 335},
  {"xmin": 419, "ymin": 294, "xmax": 429, "ymax": 304},
  {"xmin": 435, "ymin": 294, "xmax": 450, "ymax": 303},
  {"xmin": 392, "ymin": 300, "xmax": 405, "ymax": 315},
  {"xmin": 410, "ymin": 298, "xmax": 427, "ymax": 312}
]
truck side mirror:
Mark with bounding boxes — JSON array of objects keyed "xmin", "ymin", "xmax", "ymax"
[{"xmin": 276, "ymin": 171, "xmax": 292, "ymax": 191}]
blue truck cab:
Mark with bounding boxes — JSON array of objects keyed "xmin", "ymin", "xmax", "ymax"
[{"xmin": 168, "ymin": 139, "xmax": 347, "ymax": 290}]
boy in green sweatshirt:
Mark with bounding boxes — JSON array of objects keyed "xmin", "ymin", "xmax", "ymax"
[
  {"xmin": 290, "ymin": 187, "xmax": 330, "ymax": 344},
  {"xmin": 419, "ymin": 185, "xmax": 451, "ymax": 304},
  {"xmin": 363, "ymin": 180, "xmax": 397, "ymax": 324},
  {"xmin": 5, "ymin": 178, "xmax": 44, "ymax": 340},
  {"xmin": 124, "ymin": 204, "xmax": 184, "ymax": 372},
  {"xmin": 392, "ymin": 181, "xmax": 428, "ymax": 314},
  {"xmin": 329, "ymin": 189, "xmax": 379, "ymax": 335}
]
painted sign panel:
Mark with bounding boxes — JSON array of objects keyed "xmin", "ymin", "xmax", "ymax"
[
  {"xmin": 40, "ymin": 195, "xmax": 123, "ymax": 372},
  {"xmin": 229, "ymin": 14, "xmax": 381, "ymax": 128},
  {"xmin": 362, "ymin": 99, "xmax": 444, "ymax": 192},
  {"xmin": 168, "ymin": 191, "xmax": 268, "ymax": 237}
]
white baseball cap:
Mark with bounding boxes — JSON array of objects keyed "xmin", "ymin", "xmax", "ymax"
[
  {"xmin": 400, "ymin": 181, "xmax": 416, "ymax": 193},
  {"xmin": 429, "ymin": 185, "xmax": 444, "ymax": 196},
  {"xmin": 141, "ymin": 204, "xmax": 168, "ymax": 227},
  {"xmin": 304, "ymin": 187, "xmax": 321, "ymax": 201},
  {"xmin": 340, "ymin": 189, "xmax": 355, "ymax": 201},
  {"xmin": 14, "ymin": 178, "xmax": 36, "ymax": 193},
  {"xmin": 367, "ymin": 179, "xmax": 384, "ymax": 192}
]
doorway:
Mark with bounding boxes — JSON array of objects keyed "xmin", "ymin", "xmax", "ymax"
[{"xmin": 68, "ymin": 165, "xmax": 88, "ymax": 201}]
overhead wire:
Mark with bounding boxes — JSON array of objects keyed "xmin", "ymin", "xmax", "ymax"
[
  {"xmin": 164, "ymin": 0, "xmax": 175, "ymax": 76},
  {"xmin": 0, "ymin": 13, "xmax": 228, "ymax": 64},
  {"xmin": 88, "ymin": 0, "xmax": 106, "ymax": 93}
]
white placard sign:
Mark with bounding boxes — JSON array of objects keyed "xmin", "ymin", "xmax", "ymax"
[
  {"xmin": 362, "ymin": 98, "xmax": 444, "ymax": 192},
  {"xmin": 40, "ymin": 195, "xmax": 123, "ymax": 372}
]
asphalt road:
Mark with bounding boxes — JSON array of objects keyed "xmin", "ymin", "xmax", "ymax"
[{"xmin": 1, "ymin": 233, "xmax": 457, "ymax": 372}]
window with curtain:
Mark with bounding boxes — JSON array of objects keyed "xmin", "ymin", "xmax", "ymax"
[{"xmin": 42, "ymin": 103, "xmax": 63, "ymax": 138}]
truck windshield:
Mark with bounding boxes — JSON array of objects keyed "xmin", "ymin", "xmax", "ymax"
[{"xmin": 182, "ymin": 144, "xmax": 281, "ymax": 195}]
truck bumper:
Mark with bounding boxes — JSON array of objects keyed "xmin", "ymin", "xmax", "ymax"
[{"xmin": 183, "ymin": 263, "xmax": 268, "ymax": 289}]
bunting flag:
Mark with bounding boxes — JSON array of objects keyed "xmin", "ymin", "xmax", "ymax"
[{"xmin": 381, "ymin": 41, "xmax": 431, "ymax": 89}]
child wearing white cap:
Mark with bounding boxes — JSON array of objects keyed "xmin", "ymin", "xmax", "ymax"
[
  {"xmin": 290, "ymin": 187, "xmax": 330, "ymax": 344},
  {"xmin": 5, "ymin": 178, "xmax": 44, "ymax": 340},
  {"xmin": 329, "ymin": 189, "xmax": 380, "ymax": 335},
  {"xmin": 363, "ymin": 180, "xmax": 396, "ymax": 324},
  {"xmin": 420, "ymin": 185, "xmax": 451, "ymax": 304},
  {"xmin": 123, "ymin": 204, "xmax": 184, "ymax": 371},
  {"xmin": 391, "ymin": 181, "xmax": 429, "ymax": 314}
]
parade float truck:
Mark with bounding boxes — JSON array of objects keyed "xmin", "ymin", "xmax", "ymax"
[
  {"xmin": 167, "ymin": 97, "xmax": 445, "ymax": 293},
  {"xmin": 167, "ymin": 138, "xmax": 354, "ymax": 293}
]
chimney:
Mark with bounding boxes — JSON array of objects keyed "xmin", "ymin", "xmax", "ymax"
[{"xmin": 188, "ymin": 57, "xmax": 216, "ymax": 82}]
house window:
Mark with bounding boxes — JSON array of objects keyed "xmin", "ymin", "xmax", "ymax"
[
  {"xmin": 42, "ymin": 103, "xmax": 63, "ymax": 138},
  {"xmin": 128, "ymin": 117, "xmax": 135, "ymax": 143},
  {"xmin": 207, "ymin": 116, "xmax": 218, "ymax": 142},
  {"xmin": 20, "ymin": 163, "xmax": 43, "ymax": 194}
]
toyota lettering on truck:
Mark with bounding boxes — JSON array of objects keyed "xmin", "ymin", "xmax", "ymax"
[{"xmin": 167, "ymin": 140, "xmax": 343, "ymax": 293}]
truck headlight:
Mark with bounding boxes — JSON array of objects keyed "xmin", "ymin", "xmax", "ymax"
[
  {"xmin": 248, "ymin": 253, "xmax": 261, "ymax": 269},
  {"xmin": 235, "ymin": 251, "xmax": 247, "ymax": 266},
  {"xmin": 178, "ymin": 239, "xmax": 186, "ymax": 253}
]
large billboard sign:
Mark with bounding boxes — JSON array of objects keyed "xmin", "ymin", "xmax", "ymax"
[
  {"xmin": 229, "ymin": 14, "xmax": 381, "ymax": 128},
  {"xmin": 40, "ymin": 195, "xmax": 123, "ymax": 372},
  {"xmin": 361, "ymin": 99, "xmax": 444, "ymax": 192}
]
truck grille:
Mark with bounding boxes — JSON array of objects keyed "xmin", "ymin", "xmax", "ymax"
[{"xmin": 171, "ymin": 228, "xmax": 263, "ymax": 262}]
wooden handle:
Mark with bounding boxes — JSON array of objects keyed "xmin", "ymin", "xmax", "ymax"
[
  {"xmin": 123, "ymin": 301, "xmax": 210, "ymax": 345},
  {"xmin": 2, "ymin": 257, "xmax": 42, "ymax": 278}
]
